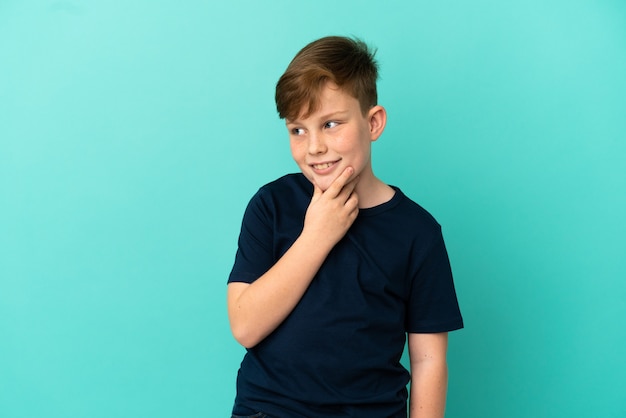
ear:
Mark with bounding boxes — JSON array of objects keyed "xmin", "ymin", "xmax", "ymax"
[{"xmin": 367, "ymin": 105, "xmax": 387, "ymax": 142}]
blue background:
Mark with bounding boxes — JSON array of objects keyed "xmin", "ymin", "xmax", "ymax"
[{"xmin": 1, "ymin": 1, "xmax": 625, "ymax": 417}]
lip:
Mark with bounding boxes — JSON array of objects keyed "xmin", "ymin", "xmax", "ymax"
[{"xmin": 309, "ymin": 159, "xmax": 341, "ymax": 174}]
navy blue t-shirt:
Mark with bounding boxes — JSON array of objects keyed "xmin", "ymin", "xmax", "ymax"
[{"xmin": 228, "ymin": 174, "xmax": 463, "ymax": 417}]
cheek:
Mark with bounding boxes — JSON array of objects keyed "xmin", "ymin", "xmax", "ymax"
[
  {"xmin": 289, "ymin": 141, "xmax": 304, "ymax": 161},
  {"xmin": 338, "ymin": 136, "xmax": 370, "ymax": 162}
]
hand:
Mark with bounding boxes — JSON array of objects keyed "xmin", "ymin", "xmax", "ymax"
[{"xmin": 302, "ymin": 167, "xmax": 359, "ymax": 249}]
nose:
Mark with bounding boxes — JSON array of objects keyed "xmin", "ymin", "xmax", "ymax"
[{"xmin": 308, "ymin": 131, "xmax": 327, "ymax": 155}]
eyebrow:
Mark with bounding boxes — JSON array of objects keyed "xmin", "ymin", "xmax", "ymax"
[{"xmin": 286, "ymin": 110, "xmax": 349, "ymax": 125}]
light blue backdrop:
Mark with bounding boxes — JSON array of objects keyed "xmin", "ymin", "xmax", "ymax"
[{"xmin": 1, "ymin": 1, "xmax": 625, "ymax": 417}]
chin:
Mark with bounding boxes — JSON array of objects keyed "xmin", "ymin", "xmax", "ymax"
[
  {"xmin": 314, "ymin": 180, "xmax": 332, "ymax": 192},
  {"xmin": 316, "ymin": 182, "xmax": 332, "ymax": 192},
  {"xmin": 302, "ymin": 172, "xmax": 332, "ymax": 192}
]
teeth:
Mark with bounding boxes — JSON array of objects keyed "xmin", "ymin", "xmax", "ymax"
[{"xmin": 313, "ymin": 162, "xmax": 334, "ymax": 170}]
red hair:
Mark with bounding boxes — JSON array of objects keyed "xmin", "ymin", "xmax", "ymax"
[{"xmin": 275, "ymin": 36, "xmax": 379, "ymax": 121}]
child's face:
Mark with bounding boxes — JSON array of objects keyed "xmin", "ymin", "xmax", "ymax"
[{"xmin": 286, "ymin": 82, "xmax": 379, "ymax": 192}]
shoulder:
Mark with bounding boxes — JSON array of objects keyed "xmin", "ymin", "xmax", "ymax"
[
  {"xmin": 244, "ymin": 173, "xmax": 312, "ymax": 220},
  {"xmin": 256, "ymin": 173, "xmax": 312, "ymax": 199},
  {"xmin": 389, "ymin": 186, "xmax": 443, "ymax": 239},
  {"xmin": 354, "ymin": 186, "xmax": 444, "ymax": 254}
]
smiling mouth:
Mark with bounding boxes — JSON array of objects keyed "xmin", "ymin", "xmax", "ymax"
[{"xmin": 311, "ymin": 161, "xmax": 339, "ymax": 170}]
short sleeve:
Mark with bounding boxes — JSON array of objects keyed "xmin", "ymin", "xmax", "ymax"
[
  {"xmin": 406, "ymin": 231, "xmax": 463, "ymax": 333},
  {"xmin": 228, "ymin": 190, "xmax": 275, "ymax": 284}
]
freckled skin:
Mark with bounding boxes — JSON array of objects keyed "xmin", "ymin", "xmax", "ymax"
[{"xmin": 286, "ymin": 82, "xmax": 389, "ymax": 207}]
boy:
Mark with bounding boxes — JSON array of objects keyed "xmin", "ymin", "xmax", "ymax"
[{"xmin": 227, "ymin": 36, "xmax": 463, "ymax": 418}]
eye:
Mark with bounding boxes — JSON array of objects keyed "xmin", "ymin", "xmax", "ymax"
[
  {"xmin": 324, "ymin": 121, "xmax": 339, "ymax": 129},
  {"xmin": 291, "ymin": 127, "xmax": 305, "ymax": 136}
]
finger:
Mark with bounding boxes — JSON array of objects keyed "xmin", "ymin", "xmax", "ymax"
[
  {"xmin": 326, "ymin": 167, "xmax": 354, "ymax": 197},
  {"xmin": 345, "ymin": 188, "xmax": 359, "ymax": 208},
  {"xmin": 337, "ymin": 175, "xmax": 359, "ymax": 202},
  {"xmin": 311, "ymin": 182, "xmax": 323, "ymax": 201}
]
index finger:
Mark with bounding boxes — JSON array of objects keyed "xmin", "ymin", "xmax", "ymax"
[{"xmin": 325, "ymin": 166, "xmax": 355, "ymax": 197}]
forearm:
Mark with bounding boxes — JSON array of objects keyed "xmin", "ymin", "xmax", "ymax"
[
  {"xmin": 228, "ymin": 231, "xmax": 332, "ymax": 348},
  {"xmin": 409, "ymin": 359, "xmax": 448, "ymax": 418},
  {"xmin": 229, "ymin": 167, "xmax": 359, "ymax": 348}
]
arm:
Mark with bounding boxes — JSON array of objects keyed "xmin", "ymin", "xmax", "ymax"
[
  {"xmin": 228, "ymin": 167, "xmax": 359, "ymax": 348},
  {"xmin": 408, "ymin": 332, "xmax": 449, "ymax": 418}
]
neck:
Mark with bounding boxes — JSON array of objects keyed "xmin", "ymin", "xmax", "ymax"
[{"xmin": 355, "ymin": 174, "xmax": 395, "ymax": 209}]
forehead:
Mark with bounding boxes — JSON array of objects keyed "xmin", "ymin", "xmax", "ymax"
[{"xmin": 289, "ymin": 82, "xmax": 360, "ymax": 123}]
